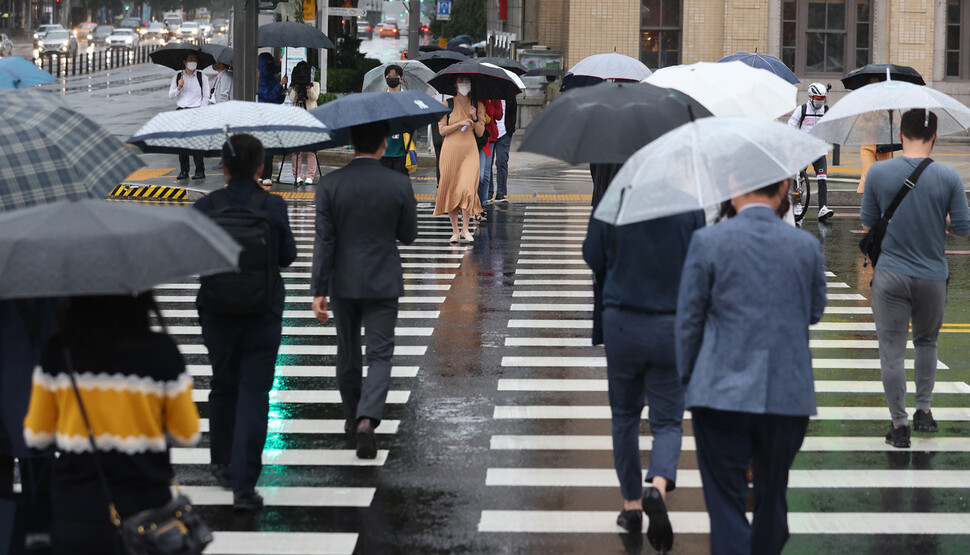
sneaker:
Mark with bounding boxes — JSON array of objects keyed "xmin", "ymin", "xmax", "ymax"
[
  {"xmin": 818, "ymin": 205, "xmax": 834, "ymax": 221},
  {"xmin": 885, "ymin": 424, "xmax": 911, "ymax": 448},
  {"xmin": 176, "ymin": 172, "xmax": 190, "ymax": 180},
  {"xmin": 913, "ymin": 410, "xmax": 938, "ymax": 433},
  {"xmin": 304, "ymin": 178, "xmax": 313, "ymax": 185},
  {"xmin": 495, "ymin": 194, "xmax": 510, "ymax": 205},
  {"xmin": 792, "ymin": 202, "xmax": 803, "ymax": 217},
  {"xmin": 485, "ymin": 195, "xmax": 496, "ymax": 205},
  {"xmin": 294, "ymin": 177, "xmax": 303, "ymax": 187},
  {"xmin": 261, "ymin": 179, "xmax": 273, "ymax": 186},
  {"xmin": 233, "ymin": 489, "xmax": 264, "ymax": 512},
  {"xmin": 462, "ymin": 231, "xmax": 474, "ymax": 243}
]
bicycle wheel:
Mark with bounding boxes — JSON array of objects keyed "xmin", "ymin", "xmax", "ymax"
[{"xmin": 791, "ymin": 171, "xmax": 811, "ymax": 223}]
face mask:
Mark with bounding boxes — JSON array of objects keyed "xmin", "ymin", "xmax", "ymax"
[
  {"xmin": 811, "ymin": 99, "xmax": 824, "ymax": 110},
  {"xmin": 385, "ymin": 77, "xmax": 401, "ymax": 88},
  {"xmin": 186, "ymin": 61, "xmax": 198, "ymax": 71},
  {"xmin": 457, "ymin": 82, "xmax": 471, "ymax": 96}
]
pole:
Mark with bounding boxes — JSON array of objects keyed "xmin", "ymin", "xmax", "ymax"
[
  {"xmin": 406, "ymin": 0, "xmax": 418, "ymax": 59},
  {"xmin": 231, "ymin": 0, "xmax": 257, "ymax": 100},
  {"xmin": 317, "ymin": 0, "xmax": 327, "ymax": 92}
]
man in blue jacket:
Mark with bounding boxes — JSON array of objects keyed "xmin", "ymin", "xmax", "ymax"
[
  {"xmin": 256, "ymin": 52, "xmax": 287, "ymax": 185},
  {"xmin": 676, "ymin": 179, "xmax": 827, "ymax": 555}
]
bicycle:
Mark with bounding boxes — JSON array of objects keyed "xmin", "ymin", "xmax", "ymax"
[{"xmin": 791, "ymin": 169, "xmax": 811, "ymax": 223}]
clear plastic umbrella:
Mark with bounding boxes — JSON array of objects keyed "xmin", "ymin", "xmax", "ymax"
[
  {"xmin": 644, "ymin": 61, "xmax": 797, "ymax": 119},
  {"xmin": 593, "ymin": 116, "xmax": 831, "ymax": 226},
  {"xmin": 810, "ymin": 80, "xmax": 970, "ymax": 145},
  {"xmin": 362, "ymin": 60, "xmax": 437, "ymax": 95}
]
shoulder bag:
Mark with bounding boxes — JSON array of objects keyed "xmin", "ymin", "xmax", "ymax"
[{"xmin": 859, "ymin": 158, "xmax": 933, "ymax": 267}]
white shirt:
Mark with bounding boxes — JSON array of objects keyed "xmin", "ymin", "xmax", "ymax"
[
  {"xmin": 496, "ymin": 100, "xmax": 507, "ymax": 139},
  {"xmin": 787, "ymin": 101, "xmax": 825, "ymax": 134},
  {"xmin": 169, "ymin": 69, "xmax": 210, "ymax": 109}
]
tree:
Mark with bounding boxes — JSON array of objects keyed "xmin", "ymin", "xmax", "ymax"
[{"xmin": 429, "ymin": 0, "xmax": 485, "ymax": 40}]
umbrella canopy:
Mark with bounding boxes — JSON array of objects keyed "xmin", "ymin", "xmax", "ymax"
[
  {"xmin": 310, "ymin": 90, "xmax": 452, "ymax": 146},
  {"xmin": 841, "ymin": 63, "xmax": 925, "ymax": 90},
  {"xmin": 481, "ymin": 63, "xmax": 526, "ymax": 91},
  {"xmin": 0, "ymin": 199, "xmax": 241, "ymax": 299},
  {"xmin": 429, "ymin": 60, "xmax": 522, "ymax": 99},
  {"xmin": 201, "ymin": 43, "xmax": 233, "ymax": 67},
  {"xmin": 258, "ymin": 21, "xmax": 335, "ymax": 49},
  {"xmin": 645, "ymin": 61, "xmax": 797, "ymax": 119},
  {"xmin": 518, "ymin": 81, "xmax": 712, "ymax": 165},
  {"xmin": 716, "ymin": 51, "xmax": 799, "ymax": 84},
  {"xmin": 475, "ymin": 56, "xmax": 528, "ymax": 76},
  {"xmin": 416, "ymin": 50, "xmax": 468, "ymax": 72},
  {"xmin": 561, "ymin": 53, "xmax": 652, "ymax": 90},
  {"xmin": 448, "ymin": 35, "xmax": 475, "ymax": 48},
  {"xmin": 149, "ymin": 42, "xmax": 216, "ymax": 71},
  {"xmin": 810, "ymin": 80, "xmax": 970, "ymax": 145},
  {"xmin": 594, "ymin": 117, "xmax": 830, "ymax": 225},
  {"xmin": 362, "ymin": 60, "xmax": 437, "ymax": 95},
  {"xmin": 128, "ymin": 100, "xmax": 334, "ymax": 156},
  {"xmin": 0, "ymin": 56, "xmax": 55, "ymax": 89},
  {"xmin": 0, "ymin": 89, "xmax": 144, "ymax": 212}
]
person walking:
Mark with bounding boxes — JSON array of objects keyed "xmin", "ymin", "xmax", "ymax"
[
  {"xmin": 209, "ymin": 60, "xmax": 233, "ymax": 104},
  {"xmin": 676, "ymin": 179, "xmax": 827, "ymax": 555},
  {"xmin": 379, "ymin": 65, "xmax": 410, "ymax": 176},
  {"xmin": 787, "ymin": 82, "xmax": 834, "ymax": 221},
  {"xmin": 476, "ymin": 99, "xmax": 501, "ymax": 222},
  {"xmin": 311, "ymin": 120, "xmax": 418, "ymax": 459},
  {"xmin": 194, "ymin": 134, "xmax": 297, "ymax": 511},
  {"xmin": 487, "ymin": 95, "xmax": 516, "ymax": 206},
  {"xmin": 288, "ymin": 61, "xmax": 320, "ymax": 186},
  {"xmin": 169, "ymin": 52, "xmax": 209, "ymax": 181},
  {"xmin": 582, "ymin": 209, "xmax": 705, "ymax": 549},
  {"xmin": 435, "ymin": 76, "xmax": 484, "ymax": 243},
  {"xmin": 22, "ymin": 293, "xmax": 201, "ymax": 555},
  {"xmin": 257, "ymin": 52, "xmax": 288, "ymax": 186},
  {"xmin": 861, "ymin": 109, "xmax": 970, "ymax": 448}
]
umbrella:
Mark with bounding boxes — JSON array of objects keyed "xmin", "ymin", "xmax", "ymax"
[
  {"xmin": 593, "ymin": 116, "xmax": 830, "ymax": 225},
  {"xmin": 0, "ymin": 56, "xmax": 55, "ymax": 89},
  {"xmin": 561, "ymin": 53, "xmax": 652, "ymax": 90},
  {"xmin": 0, "ymin": 89, "xmax": 144, "ymax": 212},
  {"xmin": 128, "ymin": 100, "xmax": 334, "ymax": 156},
  {"xmin": 362, "ymin": 60, "xmax": 437, "ymax": 95},
  {"xmin": 0, "ymin": 199, "xmax": 241, "ymax": 299},
  {"xmin": 645, "ymin": 61, "xmax": 797, "ymax": 119},
  {"xmin": 309, "ymin": 90, "xmax": 451, "ymax": 146},
  {"xmin": 201, "ymin": 43, "xmax": 233, "ymax": 67},
  {"xmin": 716, "ymin": 51, "xmax": 799, "ymax": 85},
  {"xmin": 149, "ymin": 42, "xmax": 216, "ymax": 71},
  {"xmin": 416, "ymin": 50, "xmax": 467, "ymax": 73},
  {"xmin": 258, "ymin": 21, "xmax": 335, "ymax": 49},
  {"xmin": 481, "ymin": 63, "xmax": 526, "ymax": 91},
  {"xmin": 475, "ymin": 56, "xmax": 528, "ymax": 76},
  {"xmin": 429, "ymin": 60, "xmax": 522, "ymax": 99},
  {"xmin": 518, "ymin": 81, "xmax": 713, "ymax": 165},
  {"xmin": 841, "ymin": 64, "xmax": 925, "ymax": 91},
  {"xmin": 448, "ymin": 35, "xmax": 474, "ymax": 49},
  {"xmin": 810, "ymin": 80, "xmax": 970, "ymax": 145}
]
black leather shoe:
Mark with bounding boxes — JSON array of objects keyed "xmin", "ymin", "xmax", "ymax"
[
  {"xmin": 914, "ymin": 410, "xmax": 938, "ymax": 433},
  {"xmin": 886, "ymin": 424, "xmax": 912, "ymax": 448},
  {"xmin": 210, "ymin": 463, "xmax": 231, "ymax": 490},
  {"xmin": 616, "ymin": 509, "xmax": 642, "ymax": 532},
  {"xmin": 233, "ymin": 489, "xmax": 264, "ymax": 512},
  {"xmin": 643, "ymin": 487, "xmax": 673, "ymax": 552},
  {"xmin": 176, "ymin": 172, "xmax": 189, "ymax": 180},
  {"xmin": 191, "ymin": 171, "xmax": 206, "ymax": 180},
  {"xmin": 344, "ymin": 420, "xmax": 356, "ymax": 446},
  {"xmin": 356, "ymin": 418, "xmax": 377, "ymax": 459}
]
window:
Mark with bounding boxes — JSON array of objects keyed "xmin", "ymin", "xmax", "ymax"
[
  {"xmin": 641, "ymin": 0, "xmax": 681, "ymax": 70},
  {"xmin": 946, "ymin": 0, "xmax": 970, "ymax": 79},
  {"xmin": 782, "ymin": 0, "xmax": 871, "ymax": 75}
]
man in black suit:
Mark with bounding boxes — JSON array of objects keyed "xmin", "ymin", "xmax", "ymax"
[{"xmin": 311, "ymin": 120, "xmax": 418, "ymax": 459}]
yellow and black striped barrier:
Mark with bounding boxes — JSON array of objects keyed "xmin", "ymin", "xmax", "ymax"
[{"xmin": 109, "ymin": 184, "xmax": 187, "ymax": 200}]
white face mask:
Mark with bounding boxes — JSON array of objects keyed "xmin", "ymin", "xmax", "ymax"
[
  {"xmin": 457, "ymin": 82, "xmax": 471, "ymax": 96},
  {"xmin": 186, "ymin": 61, "xmax": 198, "ymax": 71}
]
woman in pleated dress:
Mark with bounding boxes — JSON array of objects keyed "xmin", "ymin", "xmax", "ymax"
[{"xmin": 434, "ymin": 76, "xmax": 485, "ymax": 243}]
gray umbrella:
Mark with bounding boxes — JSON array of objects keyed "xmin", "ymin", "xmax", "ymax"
[
  {"xmin": 0, "ymin": 89, "xmax": 144, "ymax": 212},
  {"xmin": 201, "ymin": 43, "xmax": 233, "ymax": 67},
  {"xmin": 0, "ymin": 199, "xmax": 241, "ymax": 299}
]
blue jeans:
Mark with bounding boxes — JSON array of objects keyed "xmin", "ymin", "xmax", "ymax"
[
  {"xmin": 491, "ymin": 132, "xmax": 512, "ymax": 198},
  {"xmin": 478, "ymin": 146, "xmax": 494, "ymax": 207},
  {"xmin": 603, "ymin": 307, "xmax": 684, "ymax": 501}
]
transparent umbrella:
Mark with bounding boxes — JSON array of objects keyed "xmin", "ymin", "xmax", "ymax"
[
  {"xmin": 362, "ymin": 60, "xmax": 437, "ymax": 95},
  {"xmin": 594, "ymin": 116, "xmax": 830, "ymax": 225}
]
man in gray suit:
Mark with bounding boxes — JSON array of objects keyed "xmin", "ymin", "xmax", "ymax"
[
  {"xmin": 676, "ymin": 179, "xmax": 827, "ymax": 555},
  {"xmin": 311, "ymin": 120, "xmax": 418, "ymax": 459}
]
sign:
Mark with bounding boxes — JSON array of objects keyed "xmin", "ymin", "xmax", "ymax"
[
  {"xmin": 437, "ymin": 0, "xmax": 451, "ymax": 21},
  {"xmin": 328, "ymin": 7, "xmax": 366, "ymax": 17},
  {"xmin": 303, "ymin": 0, "xmax": 316, "ymax": 22}
]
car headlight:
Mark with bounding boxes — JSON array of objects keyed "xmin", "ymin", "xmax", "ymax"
[
  {"xmin": 125, "ymin": 37, "xmax": 132, "ymax": 43},
  {"xmin": 87, "ymin": 34, "xmax": 93, "ymax": 40},
  {"xmin": 37, "ymin": 40, "xmax": 44, "ymax": 47}
]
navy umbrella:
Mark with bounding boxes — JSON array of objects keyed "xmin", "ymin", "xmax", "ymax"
[
  {"xmin": 149, "ymin": 42, "xmax": 216, "ymax": 71},
  {"xmin": 429, "ymin": 60, "xmax": 522, "ymax": 99},
  {"xmin": 841, "ymin": 63, "xmax": 925, "ymax": 90},
  {"xmin": 310, "ymin": 90, "xmax": 451, "ymax": 146},
  {"xmin": 475, "ymin": 56, "xmax": 528, "ymax": 76},
  {"xmin": 717, "ymin": 51, "xmax": 799, "ymax": 84},
  {"xmin": 416, "ymin": 50, "xmax": 467, "ymax": 73},
  {"xmin": 258, "ymin": 21, "xmax": 335, "ymax": 49}
]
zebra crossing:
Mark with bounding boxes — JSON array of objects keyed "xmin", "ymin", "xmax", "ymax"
[{"xmin": 478, "ymin": 205, "xmax": 970, "ymax": 549}]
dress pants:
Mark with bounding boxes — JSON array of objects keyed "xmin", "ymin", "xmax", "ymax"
[
  {"xmin": 179, "ymin": 152, "xmax": 204, "ymax": 175},
  {"xmin": 380, "ymin": 155, "xmax": 409, "ymax": 176},
  {"xmin": 692, "ymin": 408, "xmax": 808, "ymax": 555},
  {"xmin": 330, "ymin": 297, "xmax": 398, "ymax": 426},
  {"xmin": 200, "ymin": 311, "xmax": 281, "ymax": 491}
]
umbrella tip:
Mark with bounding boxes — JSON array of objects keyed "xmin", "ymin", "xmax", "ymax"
[
  {"xmin": 886, "ymin": 67, "xmax": 891, "ymax": 80},
  {"xmin": 687, "ymin": 104, "xmax": 696, "ymax": 122}
]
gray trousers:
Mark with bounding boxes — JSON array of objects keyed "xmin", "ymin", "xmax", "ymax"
[{"xmin": 870, "ymin": 268, "xmax": 947, "ymax": 426}]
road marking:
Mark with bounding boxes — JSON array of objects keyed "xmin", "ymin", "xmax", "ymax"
[
  {"xmin": 199, "ymin": 419, "xmax": 400, "ymax": 434},
  {"xmin": 492, "ymin": 405, "xmax": 970, "ymax": 420},
  {"xmin": 513, "ymin": 280, "xmax": 594, "ymax": 286},
  {"xmin": 515, "ymin": 259, "xmax": 589, "ymax": 265},
  {"xmin": 508, "ymin": 319, "xmax": 593, "ymax": 329},
  {"xmin": 154, "ymin": 283, "xmax": 452, "ymax": 291},
  {"xmin": 157, "ymin": 296, "xmax": 446, "ymax": 305},
  {"xmin": 162, "ymin": 310, "xmax": 439, "ymax": 319},
  {"xmin": 280, "ymin": 272, "xmax": 456, "ymax": 280},
  {"xmin": 513, "ymin": 269, "xmax": 592, "ymax": 275},
  {"xmin": 187, "ymin": 365, "xmax": 420, "ymax": 378},
  {"xmin": 180, "ymin": 486, "xmax": 375, "ymax": 507},
  {"xmin": 171, "ymin": 448, "xmax": 387, "ymax": 466},
  {"xmin": 510, "ymin": 303, "xmax": 593, "ymax": 311},
  {"xmin": 288, "ymin": 261, "xmax": 461, "ymax": 269},
  {"xmin": 205, "ymin": 532, "xmax": 357, "ymax": 554},
  {"xmin": 192, "ymin": 390, "xmax": 411, "ymax": 404},
  {"xmin": 827, "ymin": 293, "xmax": 868, "ymax": 300},
  {"xmin": 165, "ymin": 326, "xmax": 434, "ymax": 337},
  {"xmin": 495, "ymin": 379, "xmax": 968, "ymax": 394},
  {"xmin": 296, "ymin": 251, "xmax": 466, "ymax": 260},
  {"xmin": 179, "ymin": 344, "xmax": 425, "ymax": 356},
  {"xmin": 489, "ymin": 435, "xmax": 970, "ymax": 452},
  {"xmin": 824, "ymin": 306, "xmax": 872, "ymax": 314},
  {"xmin": 499, "ymin": 357, "xmax": 945, "ymax": 369},
  {"xmin": 512, "ymin": 291, "xmax": 594, "ymax": 298}
]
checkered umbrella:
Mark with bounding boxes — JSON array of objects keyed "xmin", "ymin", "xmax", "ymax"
[
  {"xmin": 0, "ymin": 88, "xmax": 145, "ymax": 212},
  {"xmin": 128, "ymin": 100, "xmax": 335, "ymax": 155}
]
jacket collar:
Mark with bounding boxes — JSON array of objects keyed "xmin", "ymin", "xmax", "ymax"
[
  {"xmin": 349, "ymin": 157, "xmax": 382, "ymax": 167},
  {"xmin": 738, "ymin": 205, "xmax": 780, "ymax": 221}
]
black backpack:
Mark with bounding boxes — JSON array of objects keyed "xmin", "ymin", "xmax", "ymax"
[{"xmin": 199, "ymin": 188, "xmax": 279, "ymax": 315}]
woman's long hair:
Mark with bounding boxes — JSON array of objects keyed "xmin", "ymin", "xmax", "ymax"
[{"xmin": 60, "ymin": 292, "xmax": 165, "ymax": 355}]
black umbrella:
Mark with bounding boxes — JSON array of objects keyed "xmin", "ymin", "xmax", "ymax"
[
  {"xmin": 518, "ymin": 81, "xmax": 713, "ymax": 165},
  {"xmin": 475, "ymin": 56, "xmax": 528, "ymax": 76},
  {"xmin": 258, "ymin": 21, "xmax": 335, "ymax": 49},
  {"xmin": 149, "ymin": 43, "xmax": 216, "ymax": 71},
  {"xmin": 309, "ymin": 90, "xmax": 451, "ymax": 146},
  {"xmin": 841, "ymin": 63, "xmax": 925, "ymax": 90},
  {"xmin": 416, "ymin": 50, "xmax": 467, "ymax": 73},
  {"xmin": 429, "ymin": 60, "xmax": 522, "ymax": 99},
  {"xmin": 201, "ymin": 43, "xmax": 233, "ymax": 67},
  {"xmin": 418, "ymin": 45, "xmax": 442, "ymax": 53}
]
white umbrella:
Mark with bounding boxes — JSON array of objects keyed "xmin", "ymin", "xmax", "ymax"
[
  {"xmin": 594, "ymin": 116, "xmax": 831, "ymax": 226},
  {"xmin": 644, "ymin": 61, "xmax": 797, "ymax": 119},
  {"xmin": 810, "ymin": 80, "xmax": 970, "ymax": 145},
  {"xmin": 362, "ymin": 60, "xmax": 437, "ymax": 95}
]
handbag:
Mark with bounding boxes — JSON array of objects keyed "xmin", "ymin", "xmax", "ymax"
[
  {"xmin": 64, "ymin": 351, "xmax": 212, "ymax": 555},
  {"xmin": 403, "ymin": 132, "xmax": 418, "ymax": 173},
  {"xmin": 859, "ymin": 158, "xmax": 933, "ymax": 267}
]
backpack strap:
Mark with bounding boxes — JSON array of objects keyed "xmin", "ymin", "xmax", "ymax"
[
  {"xmin": 247, "ymin": 187, "xmax": 269, "ymax": 211},
  {"xmin": 883, "ymin": 158, "xmax": 934, "ymax": 220},
  {"xmin": 210, "ymin": 188, "xmax": 230, "ymax": 210},
  {"xmin": 196, "ymin": 71, "xmax": 204, "ymax": 101},
  {"xmin": 797, "ymin": 103, "xmax": 808, "ymax": 129}
]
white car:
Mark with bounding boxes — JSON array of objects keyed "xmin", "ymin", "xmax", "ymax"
[
  {"xmin": 195, "ymin": 20, "xmax": 212, "ymax": 38},
  {"xmin": 176, "ymin": 21, "xmax": 200, "ymax": 40},
  {"xmin": 106, "ymin": 28, "xmax": 140, "ymax": 50}
]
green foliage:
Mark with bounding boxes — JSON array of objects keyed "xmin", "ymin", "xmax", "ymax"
[
  {"xmin": 317, "ymin": 92, "xmax": 338, "ymax": 105},
  {"xmin": 429, "ymin": 0, "xmax": 485, "ymax": 41},
  {"xmin": 335, "ymin": 36, "xmax": 365, "ymax": 69}
]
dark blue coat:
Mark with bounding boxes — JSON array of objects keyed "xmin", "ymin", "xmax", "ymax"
[{"xmin": 257, "ymin": 52, "xmax": 285, "ymax": 104}]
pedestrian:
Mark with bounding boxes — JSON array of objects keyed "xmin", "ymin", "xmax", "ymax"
[
  {"xmin": 288, "ymin": 61, "xmax": 320, "ymax": 186},
  {"xmin": 486, "ymin": 94, "xmax": 516, "ymax": 206},
  {"xmin": 542, "ymin": 74, "xmax": 560, "ymax": 107},
  {"xmin": 209, "ymin": 60, "xmax": 233, "ymax": 104},
  {"xmin": 476, "ymin": 98, "xmax": 501, "ymax": 222},
  {"xmin": 582, "ymin": 209, "xmax": 705, "ymax": 549},
  {"xmin": 855, "ymin": 75, "xmax": 897, "ymax": 194},
  {"xmin": 676, "ymin": 179, "xmax": 827, "ymax": 555},
  {"xmin": 379, "ymin": 64, "xmax": 410, "ymax": 176},
  {"xmin": 169, "ymin": 52, "xmax": 210, "ymax": 181},
  {"xmin": 193, "ymin": 133, "xmax": 297, "ymax": 511},
  {"xmin": 257, "ymin": 52, "xmax": 288, "ymax": 186},
  {"xmin": 22, "ymin": 293, "xmax": 201, "ymax": 555},
  {"xmin": 787, "ymin": 82, "xmax": 834, "ymax": 221},
  {"xmin": 861, "ymin": 109, "xmax": 970, "ymax": 448},
  {"xmin": 435, "ymin": 76, "xmax": 485, "ymax": 243},
  {"xmin": 311, "ymin": 120, "xmax": 418, "ymax": 459}
]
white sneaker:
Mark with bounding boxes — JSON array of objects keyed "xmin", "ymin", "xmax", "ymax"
[
  {"xmin": 462, "ymin": 231, "xmax": 474, "ymax": 243},
  {"xmin": 295, "ymin": 178, "xmax": 303, "ymax": 186},
  {"xmin": 793, "ymin": 203, "xmax": 803, "ymax": 217},
  {"xmin": 818, "ymin": 206, "xmax": 834, "ymax": 221},
  {"xmin": 304, "ymin": 178, "xmax": 313, "ymax": 185},
  {"xmin": 261, "ymin": 179, "xmax": 272, "ymax": 186}
]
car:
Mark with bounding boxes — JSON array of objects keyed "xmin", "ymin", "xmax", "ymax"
[
  {"xmin": 211, "ymin": 18, "xmax": 229, "ymax": 34},
  {"xmin": 0, "ymin": 33, "xmax": 12, "ymax": 57},
  {"xmin": 420, "ymin": 23, "xmax": 430, "ymax": 36},
  {"xmin": 164, "ymin": 18, "xmax": 182, "ymax": 32},
  {"xmin": 175, "ymin": 21, "xmax": 200, "ymax": 40},
  {"xmin": 33, "ymin": 24, "xmax": 64, "ymax": 47},
  {"xmin": 356, "ymin": 20, "xmax": 373, "ymax": 39},
  {"xmin": 89, "ymin": 25, "xmax": 114, "ymax": 46},
  {"xmin": 194, "ymin": 20, "xmax": 212, "ymax": 38},
  {"xmin": 106, "ymin": 28, "xmax": 140, "ymax": 50},
  {"xmin": 38, "ymin": 30, "xmax": 78, "ymax": 57},
  {"xmin": 119, "ymin": 17, "xmax": 143, "ymax": 30},
  {"xmin": 145, "ymin": 22, "xmax": 169, "ymax": 38},
  {"xmin": 378, "ymin": 23, "xmax": 399, "ymax": 38},
  {"xmin": 74, "ymin": 22, "xmax": 97, "ymax": 39}
]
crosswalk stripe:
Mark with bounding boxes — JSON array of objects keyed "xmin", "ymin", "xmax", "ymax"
[
  {"xmin": 187, "ymin": 365, "xmax": 420, "ymax": 378},
  {"xmin": 171, "ymin": 448, "xmax": 387, "ymax": 466},
  {"xmin": 162, "ymin": 309, "xmax": 439, "ymax": 319},
  {"xmin": 514, "ymin": 269, "xmax": 592, "ymax": 275},
  {"xmin": 508, "ymin": 319, "xmax": 592, "ymax": 329},
  {"xmin": 501, "ymin": 337, "xmax": 915, "ymax": 349},
  {"xmin": 205, "ymin": 532, "xmax": 358, "ymax": 554},
  {"xmin": 812, "ymin": 322, "xmax": 876, "ymax": 331},
  {"xmin": 515, "ymin": 259, "xmax": 588, "ymax": 265},
  {"xmin": 199, "ymin": 419, "xmax": 400, "ymax": 434},
  {"xmin": 157, "ymin": 296, "xmax": 446, "ymax": 305},
  {"xmin": 494, "ymin": 379, "xmax": 969, "ymax": 394},
  {"xmin": 165, "ymin": 326, "xmax": 434, "ymax": 337},
  {"xmin": 281, "ymin": 272, "xmax": 455, "ymax": 280},
  {"xmin": 178, "ymin": 344, "xmax": 427, "ymax": 356},
  {"xmin": 508, "ymin": 284, "xmax": 853, "ymax": 297},
  {"xmin": 181, "ymin": 486, "xmax": 375, "ymax": 507},
  {"xmin": 288, "ymin": 261, "xmax": 461, "ymax": 269},
  {"xmin": 154, "ymin": 283, "xmax": 452, "ymax": 291},
  {"xmin": 499, "ymin": 356, "xmax": 946, "ymax": 370},
  {"xmin": 191, "ymin": 390, "xmax": 411, "ymax": 404},
  {"xmin": 492, "ymin": 405, "xmax": 970, "ymax": 420},
  {"xmin": 513, "ymin": 280, "xmax": 594, "ymax": 286},
  {"xmin": 296, "ymin": 251, "xmax": 466, "ymax": 259},
  {"xmin": 489, "ymin": 435, "xmax": 970, "ymax": 452}
]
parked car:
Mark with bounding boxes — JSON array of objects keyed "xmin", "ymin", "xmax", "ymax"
[
  {"xmin": 145, "ymin": 22, "xmax": 169, "ymax": 38},
  {"xmin": 38, "ymin": 30, "xmax": 78, "ymax": 57},
  {"xmin": 89, "ymin": 25, "xmax": 114, "ymax": 46},
  {"xmin": 356, "ymin": 20, "xmax": 373, "ymax": 39},
  {"xmin": 74, "ymin": 22, "xmax": 97, "ymax": 39},
  {"xmin": 33, "ymin": 24, "xmax": 64, "ymax": 48},
  {"xmin": 175, "ymin": 21, "xmax": 200, "ymax": 40},
  {"xmin": 211, "ymin": 18, "xmax": 229, "ymax": 34},
  {"xmin": 378, "ymin": 23, "xmax": 399, "ymax": 39},
  {"xmin": 0, "ymin": 33, "xmax": 12, "ymax": 57},
  {"xmin": 106, "ymin": 28, "xmax": 140, "ymax": 50}
]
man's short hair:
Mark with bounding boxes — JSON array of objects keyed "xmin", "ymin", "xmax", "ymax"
[
  {"xmin": 184, "ymin": 53, "xmax": 197, "ymax": 62},
  {"xmin": 384, "ymin": 64, "xmax": 403, "ymax": 78},
  {"xmin": 900, "ymin": 109, "xmax": 937, "ymax": 142},
  {"xmin": 754, "ymin": 180, "xmax": 785, "ymax": 198},
  {"xmin": 350, "ymin": 120, "xmax": 390, "ymax": 154},
  {"xmin": 222, "ymin": 134, "xmax": 264, "ymax": 178}
]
